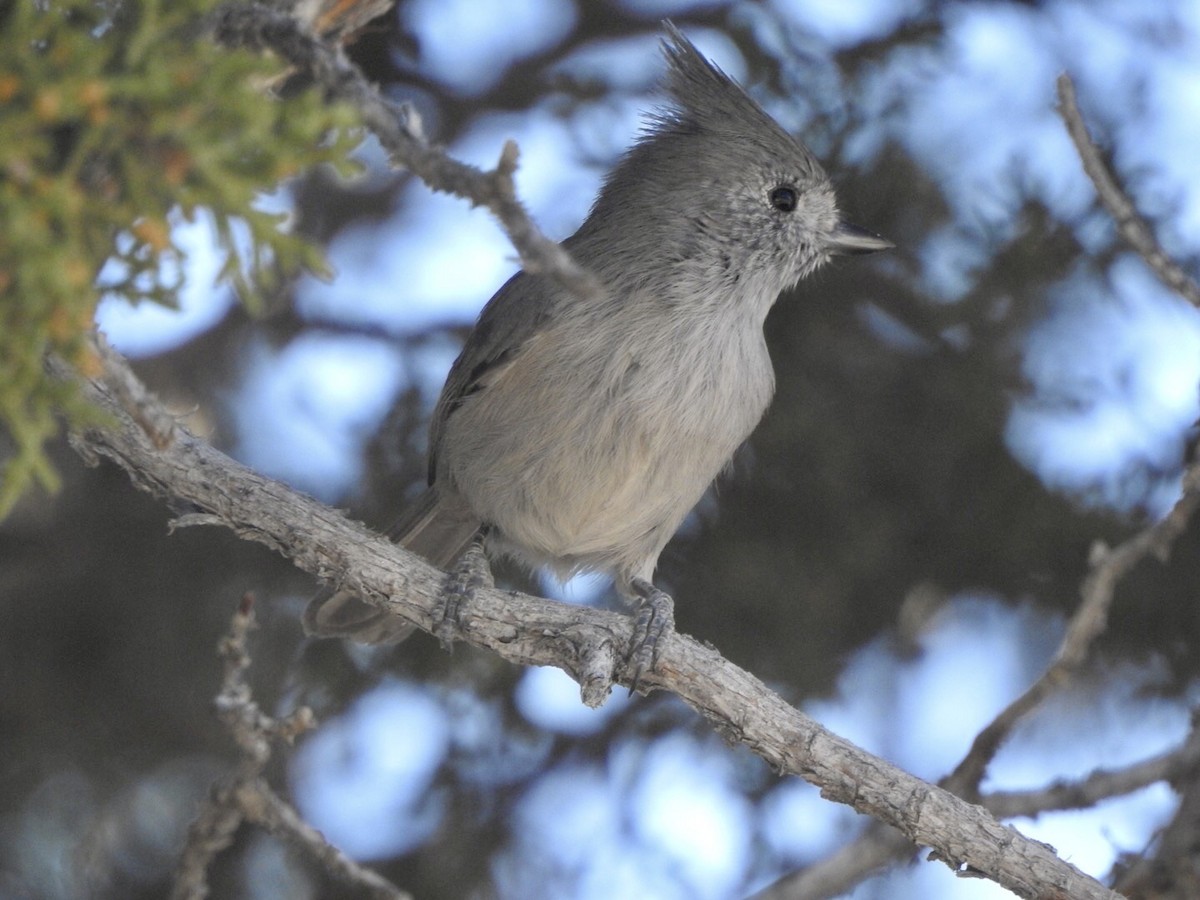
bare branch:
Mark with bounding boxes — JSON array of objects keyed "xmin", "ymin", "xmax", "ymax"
[
  {"xmin": 753, "ymin": 713, "xmax": 1200, "ymax": 900},
  {"xmin": 750, "ymin": 827, "xmax": 914, "ymax": 900},
  {"xmin": 235, "ymin": 779, "xmax": 409, "ymax": 899},
  {"xmin": 949, "ymin": 467, "xmax": 1200, "ymax": 796},
  {"xmin": 761, "ymin": 475, "xmax": 1200, "ymax": 898},
  {"xmin": 172, "ymin": 782, "xmax": 245, "ymax": 900},
  {"xmin": 1111, "ymin": 717, "xmax": 1200, "ymax": 897},
  {"xmin": 208, "ymin": 2, "xmax": 602, "ymax": 303},
  {"xmin": 171, "ymin": 594, "xmax": 406, "ymax": 900},
  {"xmin": 987, "ymin": 715, "xmax": 1200, "ymax": 819},
  {"xmin": 59, "ymin": 339, "xmax": 1123, "ymax": 900},
  {"xmin": 1056, "ymin": 72, "xmax": 1200, "ymax": 307}
]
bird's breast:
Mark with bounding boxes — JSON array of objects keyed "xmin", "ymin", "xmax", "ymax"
[{"xmin": 439, "ymin": 307, "xmax": 775, "ymax": 573}]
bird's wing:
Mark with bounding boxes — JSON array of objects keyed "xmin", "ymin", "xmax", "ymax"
[{"xmin": 428, "ymin": 270, "xmax": 558, "ymax": 484}]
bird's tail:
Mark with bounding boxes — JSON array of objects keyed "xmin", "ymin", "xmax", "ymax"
[{"xmin": 302, "ymin": 487, "xmax": 482, "ymax": 644}]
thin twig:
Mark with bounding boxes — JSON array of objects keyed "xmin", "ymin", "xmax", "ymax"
[
  {"xmin": 948, "ymin": 468, "xmax": 1200, "ymax": 796},
  {"xmin": 237, "ymin": 779, "xmax": 409, "ymax": 899},
  {"xmin": 986, "ymin": 713, "xmax": 1200, "ymax": 819},
  {"xmin": 209, "ymin": 2, "xmax": 602, "ymax": 303},
  {"xmin": 749, "ymin": 827, "xmax": 914, "ymax": 900},
  {"xmin": 171, "ymin": 594, "xmax": 406, "ymax": 900},
  {"xmin": 172, "ymin": 782, "xmax": 245, "ymax": 900},
  {"xmin": 1111, "ymin": 714, "xmax": 1200, "ymax": 895},
  {"xmin": 1056, "ymin": 72, "xmax": 1200, "ymax": 307}
]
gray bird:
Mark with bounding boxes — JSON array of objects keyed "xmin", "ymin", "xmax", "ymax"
[{"xmin": 305, "ymin": 25, "xmax": 892, "ymax": 681}]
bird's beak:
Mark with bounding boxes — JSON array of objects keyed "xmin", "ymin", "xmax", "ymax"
[{"xmin": 827, "ymin": 221, "xmax": 894, "ymax": 255}]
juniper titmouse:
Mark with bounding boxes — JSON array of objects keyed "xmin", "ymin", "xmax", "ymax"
[{"xmin": 305, "ymin": 25, "xmax": 892, "ymax": 680}]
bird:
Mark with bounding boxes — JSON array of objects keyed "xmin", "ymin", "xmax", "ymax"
[{"xmin": 304, "ymin": 24, "xmax": 892, "ymax": 683}]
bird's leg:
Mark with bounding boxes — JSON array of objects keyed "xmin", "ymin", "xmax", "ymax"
[
  {"xmin": 627, "ymin": 577, "xmax": 676, "ymax": 692},
  {"xmin": 434, "ymin": 530, "xmax": 493, "ymax": 650}
]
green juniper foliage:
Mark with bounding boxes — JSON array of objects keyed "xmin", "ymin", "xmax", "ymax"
[{"xmin": 0, "ymin": 0, "xmax": 360, "ymax": 516}]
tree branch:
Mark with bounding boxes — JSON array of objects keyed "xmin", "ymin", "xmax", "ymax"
[
  {"xmin": 208, "ymin": 1, "xmax": 602, "ymax": 303},
  {"xmin": 754, "ymin": 482, "xmax": 1200, "ymax": 900},
  {"xmin": 172, "ymin": 593, "xmax": 408, "ymax": 900},
  {"xmin": 1111, "ymin": 717, "xmax": 1200, "ymax": 897},
  {"xmin": 751, "ymin": 639, "xmax": 1200, "ymax": 900},
  {"xmin": 986, "ymin": 714, "xmax": 1200, "ymax": 820},
  {"xmin": 59, "ymin": 337, "xmax": 1123, "ymax": 900},
  {"xmin": 947, "ymin": 469, "xmax": 1200, "ymax": 797},
  {"xmin": 757, "ymin": 715, "xmax": 1200, "ymax": 899},
  {"xmin": 757, "ymin": 439, "xmax": 1200, "ymax": 900},
  {"xmin": 1056, "ymin": 72, "xmax": 1200, "ymax": 307}
]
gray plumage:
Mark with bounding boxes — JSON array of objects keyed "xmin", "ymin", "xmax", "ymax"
[{"xmin": 304, "ymin": 24, "xmax": 891, "ymax": 645}]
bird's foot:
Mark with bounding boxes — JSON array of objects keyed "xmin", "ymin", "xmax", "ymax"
[
  {"xmin": 434, "ymin": 534, "xmax": 493, "ymax": 650},
  {"xmin": 627, "ymin": 578, "xmax": 675, "ymax": 693}
]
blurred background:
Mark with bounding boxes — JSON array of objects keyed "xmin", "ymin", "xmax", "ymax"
[{"xmin": 4, "ymin": 0, "xmax": 1200, "ymax": 897}]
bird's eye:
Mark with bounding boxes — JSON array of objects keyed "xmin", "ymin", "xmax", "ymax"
[{"xmin": 769, "ymin": 185, "xmax": 798, "ymax": 212}]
